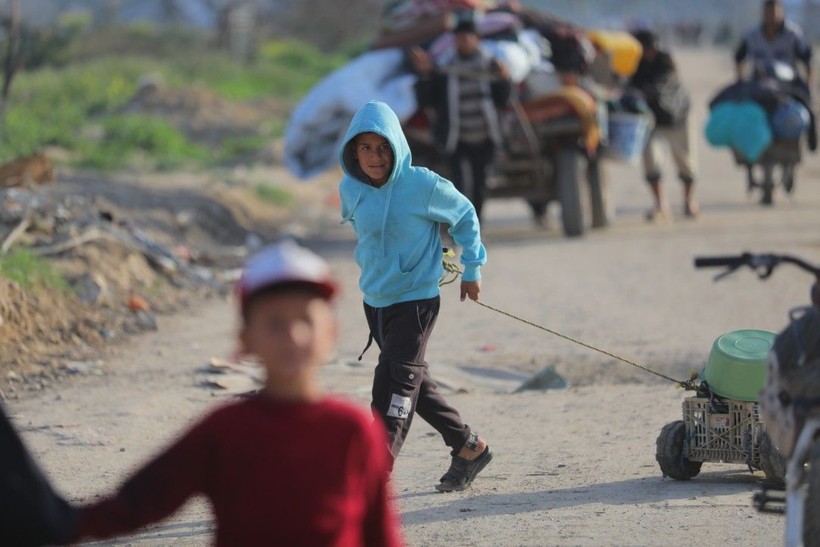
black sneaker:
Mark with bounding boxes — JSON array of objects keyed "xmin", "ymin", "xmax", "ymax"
[{"xmin": 435, "ymin": 446, "xmax": 493, "ymax": 492}]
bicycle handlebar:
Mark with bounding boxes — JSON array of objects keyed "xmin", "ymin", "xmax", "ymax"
[
  {"xmin": 694, "ymin": 253, "xmax": 820, "ymax": 278},
  {"xmin": 694, "ymin": 255, "xmax": 749, "ymax": 268}
]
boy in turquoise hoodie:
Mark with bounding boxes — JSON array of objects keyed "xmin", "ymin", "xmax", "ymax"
[{"xmin": 339, "ymin": 100, "xmax": 492, "ymax": 492}]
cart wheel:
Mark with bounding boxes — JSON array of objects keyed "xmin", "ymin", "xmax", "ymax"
[
  {"xmin": 557, "ymin": 147, "xmax": 588, "ymax": 237},
  {"xmin": 746, "ymin": 165, "xmax": 757, "ymax": 192},
  {"xmin": 760, "ymin": 164, "xmax": 775, "ymax": 206},
  {"xmin": 587, "ymin": 156, "xmax": 613, "ymax": 229},
  {"xmin": 656, "ymin": 420, "xmax": 702, "ymax": 480},
  {"xmin": 782, "ymin": 164, "xmax": 796, "ymax": 194},
  {"xmin": 758, "ymin": 432, "xmax": 787, "ymax": 485}
]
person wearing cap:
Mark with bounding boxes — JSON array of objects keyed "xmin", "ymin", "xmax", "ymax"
[
  {"xmin": 629, "ymin": 28, "xmax": 698, "ymax": 222},
  {"xmin": 339, "ymin": 100, "xmax": 492, "ymax": 493},
  {"xmin": 410, "ymin": 15, "xmax": 511, "ymax": 222},
  {"xmin": 67, "ymin": 240, "xmax": 404, "ymax": 546}
]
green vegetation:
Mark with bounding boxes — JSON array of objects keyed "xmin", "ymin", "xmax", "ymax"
[
  {"xmin": 219, "ymin": 135, "xmax": 271, "ymax": 160},
  {"xmin": 77, "ymin": 115, "xmax": 210, "ymax": 171},
  {"xmin": 0, "ymin": 25, "xmax": 353, "ymax": 171},
  {"xmin": 253, "ymin": 183, "xmax": 294, "ymax": 207},
  {"xmin": 2, "ymin": 58, "xmax": 146, "ymax": 160},
  {"xmin": 0, "ymin": 249, "xmax": 68, "ymax": 291}
]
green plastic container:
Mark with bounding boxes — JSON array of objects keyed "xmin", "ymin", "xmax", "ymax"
[{"xmin": 701, "ymin": 329, "xmax": 777, "ymax": 401}]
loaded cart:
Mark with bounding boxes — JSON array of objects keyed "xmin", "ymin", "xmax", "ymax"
[
  {"xmin": 733, "ymin": 140, "xmax": 801, "ymax": 206},
  {"xmin": 656, "ymin": 329, "xmax": 787, "ymax": 482},
  {"xmin": 705, "ymin": 73, "xmax": 813, "ymax": 207},
  {"xmin": 407, "ymin": 83, "xmax": 613, "ymax": 237}
]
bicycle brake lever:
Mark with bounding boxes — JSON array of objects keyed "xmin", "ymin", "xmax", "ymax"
[
  {"xmin": 757, "ymin": 264, "xmax": 776, "ymax": 279},
  {"xmin": 713, "ymin": 264, "xmax": 742, "ymax": 281}
]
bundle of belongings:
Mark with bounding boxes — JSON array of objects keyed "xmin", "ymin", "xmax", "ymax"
[
  {"xmin": 704, "ymin": 61, "xmax": 816, "ymax": 164},
  {"xmin": 374, "ymin": 0, "xmax": 490, "ymax": 49},
  {"xmin": 284, "ymin": 0, "xmax": 642, "ymax": 179}
]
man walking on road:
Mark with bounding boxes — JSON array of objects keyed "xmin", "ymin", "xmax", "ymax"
[
  {"xmin": 411, "ymin": 16, "xmax": 512, "ymax": 222},
  {"xmin": 734, "ymin": 0, "xmax": 817, "ymax": 154},
  {"xmin": 735, "ymin": 0, "xmax": 813, "ymax": 91},
  {"xmin": 629, "ymin": 28, "xmax": 699, "ymax": 221}
]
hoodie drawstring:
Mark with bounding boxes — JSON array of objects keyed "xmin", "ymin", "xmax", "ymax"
[
  {"xmin": 357, "ymin": 333, "xmax": 374, "ymax": 362},
  {"xmin": 358, "ymin": 306, "xmax": 384, "ymax": 361},
  {"xmin": 379, "ymin": 182, "xmax": 394, "ymax": 256}
]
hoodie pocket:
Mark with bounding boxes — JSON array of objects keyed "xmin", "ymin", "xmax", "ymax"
[{"xmin": 354, "ymin": 246, "xmax": 414, "ymax": 299}]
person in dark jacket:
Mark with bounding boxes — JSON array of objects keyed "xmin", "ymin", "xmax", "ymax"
[
  {"xmin": 735, "ymin": 0, "xmax": 812, "ymax": 89},
  {"xmin": 410, "ymin": 16, "xmax": 512, "ymax": 222},
  {"xmin": 629, "ymin": 29, "xmax": 698, "ymax": 221},
  {"xmin": 0, "ymin": 403, "xmax": 77, "ymax": 546},
  {"xmin": 733, "ymin": 0, "xmax": 817, "ymax": 152}
]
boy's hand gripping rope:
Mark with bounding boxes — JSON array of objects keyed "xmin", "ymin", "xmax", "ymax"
[{"xmin": 440, "ymin": 254, "xmax": 698, "ymax": 391}]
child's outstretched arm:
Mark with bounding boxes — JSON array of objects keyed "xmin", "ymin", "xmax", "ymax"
[{"xmin": 71, "ymin": 419, "xmax": 211, "ymax": 542}]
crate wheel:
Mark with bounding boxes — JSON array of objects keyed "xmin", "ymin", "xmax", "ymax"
[{"xmin": 656, "ymin": 420, "xmax": 702, "ymax": 480}]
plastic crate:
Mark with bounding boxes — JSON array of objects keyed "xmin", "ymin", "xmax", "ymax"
[{"xmin": 682, "ymin": 397, "xmax": 764, "ymax": 465}]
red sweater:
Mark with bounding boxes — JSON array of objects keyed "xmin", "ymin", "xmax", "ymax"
[{"xmin": 73, "ymin": 395, "xmax": 403, "ymax": 547}]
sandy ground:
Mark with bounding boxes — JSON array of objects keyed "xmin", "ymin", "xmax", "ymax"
[{"xmin": 6, "ymin": 48, "xmax": 820, "ymax": 546}]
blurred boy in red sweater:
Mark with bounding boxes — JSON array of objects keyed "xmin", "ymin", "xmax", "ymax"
[{"xmin": 69, "ymin": 240, "xmax": 403, "ymax": 547}]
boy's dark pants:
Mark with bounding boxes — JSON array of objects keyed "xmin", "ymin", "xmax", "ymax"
[{"xmin": 365, "ymin": 297, "xmax": 471, "ymax": 464}]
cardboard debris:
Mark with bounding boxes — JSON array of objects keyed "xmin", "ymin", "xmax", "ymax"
[{"xmin": 0, "ymin": 152, "xmax": 55, "ymax": 189}]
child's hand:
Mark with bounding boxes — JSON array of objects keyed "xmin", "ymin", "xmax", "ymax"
[{"xmin": 460, "ymin": 280, "xmax": 481, "ymax": 302}]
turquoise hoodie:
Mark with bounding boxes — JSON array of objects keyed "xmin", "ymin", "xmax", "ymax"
[{"xmin": 339, "ymin": 101, "xmax": 487, "ymax": 308}]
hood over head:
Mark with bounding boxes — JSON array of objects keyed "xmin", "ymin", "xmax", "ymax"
[{"xmin": 340, "ymin": 101, "xmax": 412, "ymax": 186}]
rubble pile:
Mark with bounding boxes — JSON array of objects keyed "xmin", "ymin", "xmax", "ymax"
[{"xmin": 0, "ymin": 174, "xmax": 262, "ymax": 399}]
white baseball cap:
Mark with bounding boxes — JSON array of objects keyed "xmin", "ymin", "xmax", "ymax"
[{"xmin": 237, "ymin": 240, "xmax": 338, "ymax": 313}]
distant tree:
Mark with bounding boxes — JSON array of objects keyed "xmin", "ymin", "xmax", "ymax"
[
  {"xmin": 100, "ymin": 0, "xmax": 124, "ymax": 27},
  {"xmin": 270, "ymin": 0, "xmax": 381, "ymax": 52},
  {"xmin": 0, "ymin": 0, "xmax": 20, "ymax": 125}
]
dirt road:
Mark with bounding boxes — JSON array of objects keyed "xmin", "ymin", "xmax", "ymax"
[{"xmin": 6, "ymin": 48, "xmax": 820, "ymax": 546}]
